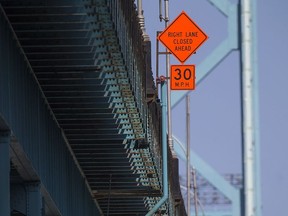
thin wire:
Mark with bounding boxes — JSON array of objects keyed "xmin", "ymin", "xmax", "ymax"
[
  {"xmin": 192, "ymin": 167, "xmax": 199, "ymax": 216},
  {"xmin": 180, "ymin": 185, "xmax": 206, "ymax": 216}
]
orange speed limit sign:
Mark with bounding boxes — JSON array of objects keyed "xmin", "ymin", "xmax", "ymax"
[{"xmin": 170, "ymin": 65, "xmax": 195, "ymax": 90}]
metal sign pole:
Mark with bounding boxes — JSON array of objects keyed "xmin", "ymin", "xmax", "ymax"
[
  {"xmin": 186, "ymin": 94, "xmax": 191, "ymax": 215},
  {"xmin": 164, "ymin": 0, "xmax": 174, "ymax": 156}
]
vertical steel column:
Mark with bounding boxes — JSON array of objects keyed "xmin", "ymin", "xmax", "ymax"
[
  {"xmin": 0, "ymin": 131, "xmax": 10, "ymax": 216},
  {"xmin": 192, "ymin": 167, "xmax": 198, "ymax": 216},
  {"xmin": 145, "ymin": 60, "xmax": 169, "ymax": 216},
  {"xmin": 146, "ymin": 30, "xmax": 169, "ymax": 216},
  {"xmin": 241, "ymin": 0, "xmax": 259, "ymax": 215},
  {"xmin": 145, "ymin": 1, "xmax": 169, "ymax": 215},
  {"xmin": 186, "ymin": 95, "xmax": 191, "ymax": 215},
  {"xmin": 252, "ymin": 1, "xmax": 262, "ymax": 215},
  {"xmin": 165, "ymin": 0, "xmax": 174, "ymax": 155},
  {"xmin": 26, "ymin": 182, "xmax": 43, "ymax": 216}
]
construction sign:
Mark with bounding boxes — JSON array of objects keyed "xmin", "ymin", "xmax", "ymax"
[
  {"xmin": 170, "ymin": 65, "xmax": 195, "ymax": 90},
  {"xmin": 158, "ymin": 11, "xmax": 208, "ymax": 63}
]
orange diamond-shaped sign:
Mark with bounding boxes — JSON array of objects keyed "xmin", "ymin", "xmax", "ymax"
[{"xmin": 158, "ymin": 11, "xmax": 208, "ymax": 63}]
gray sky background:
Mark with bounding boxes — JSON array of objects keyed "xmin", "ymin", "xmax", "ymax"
[{"xmin": 143, "ymin": 0, "xmax": 288, "ymax": 215}]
